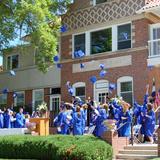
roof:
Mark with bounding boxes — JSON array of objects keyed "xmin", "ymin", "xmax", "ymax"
[{"xmin": 139, "ymin": 0, "xmax": 160, "ymax": 12}]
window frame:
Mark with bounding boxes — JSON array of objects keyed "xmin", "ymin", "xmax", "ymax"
[
  {"xmin": 93, "ymin": 0, "xmax": 108, "ymax": 5},
  {"xmin": 72, "ymin": 22, "xmax": 132, "ymax": 58},
  {"xmin": 0, "ymin": 94, "xmax": 7, "ymax": 106},
  {"xmin": 14, "ymin": 91, "xmax": 25, "ymax": 107},
  {"xmin": 6, "ymin": 54, "xmax": 19, "ymax": 70},
  {"xmin": 117, "ymin": 76, "xmax": 134, "ymax": 105},
  {"xmin": 32, "ymin": 89, "xmax": 44, "ymax": 111}
]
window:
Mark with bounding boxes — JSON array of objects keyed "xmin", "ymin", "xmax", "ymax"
[
  {"xmin": 14, "ymin": 92, "xmax": 25, "ymax": 107},
  {"xmin": 50, "ymin": 95, "xmax": 60, "ymax": 114},
  {"xmin": 118, "ymin": 24, "xmax": 131, "ymax": 50},
  {"xmin": 91, "ymin": 28, "xmax": 112, "ymax": 54},
  {"xmin": 0, "ymin": 94, "xmax": 7, "ymax": 108},
  {"xmin": 33, "ymin": 89, "xmax": 44, "ymax": 110},
  {"xmin": 74, "ymin": 33, "xmax": 85, "ymax": 57},
  {"xmin": 117, "ymin": 76, "xmax": 133, "ymax": 105},
  {"xmin": 7, "ymin": 55, "xmax": 19, "ymax": 70},
  {"xmin": 96, "ymin": 0, "xmax": 108, "ymax": 4},
  {"xmin": 73, "ymin": 82, "xmax": 86, "ymax": 101}
]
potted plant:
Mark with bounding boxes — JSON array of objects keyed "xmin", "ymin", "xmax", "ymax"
[{"xmin": 37, "ymin": 102, "xmax": 48, "ymax": 118}]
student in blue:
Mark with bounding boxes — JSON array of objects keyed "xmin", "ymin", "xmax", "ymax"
[
  {"xmin": 94, "ymin": 105, "xmax": 108, "ymax": 138},
  {"xmin": 3, "ymin": 109, "xmax": 11, "ymax": 128},
  {"xmin": 0, "ymin": 109, "xmax": 4, "ymax": 128},
  {"xmin": 120, "ymin": 102, "xmax": 131, "ymax": 137},
  {"xmin": 72, "ymin": 105, "xmax": 83, "ymax": 135},
  {"xmin": 144, "ymin": 103, "xmax": 155, "ymax": 143},
  {"xmin": 15, "ymin": 107, "xmax": 25, "ymax": 128},
  {"xmin": 81, "ymin": 104, "xmax": 88, "ymax": 134}
]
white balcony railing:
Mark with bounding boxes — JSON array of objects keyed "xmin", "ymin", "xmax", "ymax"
[{"xmin": 148, "ymin": 39, "xmax": 160, "ymax": 58}]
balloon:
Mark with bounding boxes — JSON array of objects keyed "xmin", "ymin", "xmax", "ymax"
[
  {"xmin": 99, "ymin": 64, "xmax": 105, "ymax": 70},
  {"xmin": 60, "ymin": 25, "xmax": 67, "ymax": 33},
  {"xmin": 148, "ymin": 65, "xmax": 154, "ymax": 70},
  {"xmin": 109, "ymin": 83, "xmax": 116, "ymax": 90},
  {"xmin": 90, "ymin": 76, "xmax": 97, "ymax": 84},
  {"xmin": 2, "ymin": 88, "xmax": 9, "ymax": 94},
  {"xmin": 77, "ymin": 50, "xmax": 85, "ymax": 58},
  {"xmin": 68, "ymin": 88, "xmax": 74, "ymax": 96},
  {"xmin": 53, "ymin": 55, "xmax": 59, "ymax": 62},
  {"xmin": 57, "ymin": 63, "xmax": 62, "ymax": 68},
  {"xmin": 99, "ymin": 70, "xmax": 107, "ymax": 78},
  {"xmin": 80, "ymin": 63, "xmax": 85, "ymax": 69},
  {"xmin": 10, "ymin": 70, "xmax": 16, "ymax": 76}
]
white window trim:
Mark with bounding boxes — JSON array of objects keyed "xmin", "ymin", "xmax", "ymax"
[
  {"xmin": 50, "ymin": 95, "xmax": 61, "ymax": 111},
  {"xmin": 72, "ymin": 82, "xmax": 86, "ymax": 97},
  {"xmin": 14, "ymin": 91, "xmax": 25, "ymax": 106},
  {"xmin": 117, "ymin": 76, "xmax": 134, "ymax": 102},
  {"xmin": 72, "ymin": 22, "xmax": 132, "ymax": 58},
  {"xmin": 0, "ymin": 94, "xmax": 7, "ymax": 105},
  {"xmin": 32, "ymin": 89, "xmax": 44, "ymax": 110},
  {"xmin": 6, "ymin": 54, "xmax": 19, "ymax": 70},
  {"xmin": 150, "ymin": 23, "xmax": 160, "ymax": 40}
]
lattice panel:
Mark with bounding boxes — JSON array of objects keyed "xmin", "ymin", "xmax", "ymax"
[{"xmin": 62, "ymin": 0, "xmax": 145, "ymax": 31}]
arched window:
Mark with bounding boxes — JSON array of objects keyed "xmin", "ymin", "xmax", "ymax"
[
  {"xmin": 117, "ymin": 76, "xmax": 133, "ymax": 105},
  {"xmin": 72, "ymin": 82, "xmax": 86, "ymax": 101}
]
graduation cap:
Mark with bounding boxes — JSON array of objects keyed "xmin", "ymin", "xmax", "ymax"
[
  {"xmin": 2, "ymin": 88, "xmax": 9, "ymax": 94},
  {"xmin": 147, "ymin": 65, "xmax": 154, "ymax": 70},
  {"xmin": 90, "ymin": 76, "xmax": 97, "ymax": 84},
  {"xmin": 53, "ymin": 55, "xmax": 59, "ymax": 62},
  {"xmin": 57, "ymin": 63, "xmax": 62, "ymax": 69},
  {"xmin": 99, "ymin": 64, "xmax": 105, "ymax": 70},
  {"xmin": 109, "ymin": 83, "xmax": 116, "ymax": 90},
  {"xmin": 68, "ymin": 88, "xmax": 74, "ymax": 96},
  {"xmin": 10, "ymin": 70, "xmax": 16, "ymax": 76},
  {"xmin": 99, "ymin": 70, "xmax": 107, "ymax": 78},
  {"xmin": 74, "ymin": 50, "xmax": 85, "ymax": 58},
  {"xmin": 60, "ymin": 25, "xmax": 67, "ymax": 33},
  {"xmin": 80, "ymin": 63, "xmax": 85, "ymax": 69}
]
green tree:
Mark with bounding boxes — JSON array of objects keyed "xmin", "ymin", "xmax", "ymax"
[{"xmin": 0, "ymin": 0, "xmax": 71, "ymax": 72}]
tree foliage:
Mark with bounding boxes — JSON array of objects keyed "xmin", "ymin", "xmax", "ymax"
[{"xmin": 0, "ymin": 0, "xmax": 71, "ymax": 72}]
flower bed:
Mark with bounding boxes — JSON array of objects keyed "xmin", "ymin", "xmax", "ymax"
[{"xmin": 0, "ymin": 135, "xmax": 112, "ymax": 160}]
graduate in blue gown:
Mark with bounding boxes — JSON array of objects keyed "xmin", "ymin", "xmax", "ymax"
[
  {"xmin": 3, "ymin": 109, "xmax": 11, "ymax": 128},
  {"xmin": 0, "ymin": 110, "xmax": 4, "ymax": 128},
  {"xmin": 15, "ymin": 108, "xmax": 25, "ymax": 128},
  {"xmin": 81, "ymin": 104, "xmax": 88, "ymax": 134},
  {"xmin": 94, "ymin": 105, "xmax": 108, "ymax": 138},
  {"xmin": 120, "ymin": 102, "xmax": 131, "ymax": 137},
  {"xmin": 72, "ymin": 105, "xmax": 83, "ymax": 135},
  {"xmin": 144, "ymin": 103, "xmax": 155, "ymax": 143}
]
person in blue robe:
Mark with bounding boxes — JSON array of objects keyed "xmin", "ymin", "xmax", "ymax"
[
  {"xmin": 15, "ymin": 108, "xmax": 25, "ymax": 128},
  {"xmin": 0, "ymin": 110, "xmax": 4, "ymax": 128},
  {"xmin": 72, "ymin": 106, "xmax": 83, "ymax": 135},
  {"xmin": 3, "ymin": 109, "xmax": 11, "ymax": 128},
  {"xmin": 94, "ymin": 106, "xmax": 108, "ymax": 138},
  {"xmin": 81, "ymin": 104, "xmax": 88, "ymax": 134},
  {"xmin": 144, "ymin": 103, "xmax": 155, "ymax": 143},
  {"xmin": 120, "ymin": 103, "xmax": 131, "ymax": 137}
]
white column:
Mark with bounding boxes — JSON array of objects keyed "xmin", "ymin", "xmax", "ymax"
[
  {"xmin": 112, "ymin": 25, "xmax": 117, "ymax": 52},
  {"xmin": 86, "ymin": 31, "xmax": 90, "ymax": 56}
]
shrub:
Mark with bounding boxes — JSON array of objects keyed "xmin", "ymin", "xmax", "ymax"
[{"xmin": 0, "ymin": 135, "xmax": 112, "ymax": 160}]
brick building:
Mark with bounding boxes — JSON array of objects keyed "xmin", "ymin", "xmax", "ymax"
[{"xmin": 60, "ymin": 0, "xmax": 160, "ymax": 105}]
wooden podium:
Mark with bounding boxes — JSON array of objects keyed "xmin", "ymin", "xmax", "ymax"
[{"xmin": 29, "ymin": 118, "xmax": 49, "ymax": 136}]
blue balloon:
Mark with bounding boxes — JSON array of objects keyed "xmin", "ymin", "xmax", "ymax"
[
  {"xmin": 66, "ymin": 81, "xmax": 70, "ymax": 88},
  {"xmin": 80, "ymin": 63, "xmax": 85, "ymax": 69},
  {"xmin": 53, "ymin": 55, "xmax": 59, "ymax": 62},
  {"xmin": 99, "ymin": 70, "xmax": 107, "ymax": 78},
  {"xmin": 68, "ymin": 88, "xmax": 74, "ymax": 96},
  {"xmin": 148, "ymin": 65, "xmax": 154, "ymax": 70},
  {"xmin": 77, "ymin": 50, "xmax": 85, "ymax": 58},
  {"xmin": 2, "ymin": 88, "xmax": 9, "ymax": 94},
  {"xmin": 99, "ymin": 64, "xmax": 105, "ymax": 70},
  {"xmin": 60, "ymin": 25, "xmax": 67, "ymax": 33},
  {"xmin": 57, "ymin": 63, "xmax": 62, "ymax": 69},
  {"xmin": 10, "ymin": 70, "xmax": 16, "ymax": 76},
  {"xmin": 109, "ymin": 83, "xmax": 116, "ymax": 90},
  {"xmin": 90, "ymin": 76, "xmax": 97, "ymax": 84}
]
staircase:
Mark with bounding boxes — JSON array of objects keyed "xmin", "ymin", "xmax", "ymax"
[{"xmin": 116, "ymin": 144, "xmax": 158, "ymax": 160}]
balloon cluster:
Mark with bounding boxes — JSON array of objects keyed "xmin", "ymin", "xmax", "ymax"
[
  {"xmin": 53, "ymin": 55, "xmax": 62, "ymax": 69},
  {"xmin": 60, "ymin": 25, "xmax": 68, "ymax": 33},
  {"xmin": 74, "ymin": 50, "xmax": 85, "ymax": 59},
  {"xmin": 99, "ymin": 64, "xmax": 107, "ymax": 78}
]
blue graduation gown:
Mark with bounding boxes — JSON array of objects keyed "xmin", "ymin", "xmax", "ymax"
[
  {"xmin": 15, "ymin": 113, "xmax": 25, "ymax": 128},
  {"xmin": 120, "ymin": 111, "xmax": 131, "ymax": 137},
  {"xmin": 3, "ymin": 113, "xmax": 11, "ymax": 128},
  {"xmin": 0, "ymin": 113, "xmax": 4, "ymax": 128},
  {"xmin": 72, "ymin": 112, "xmax": 83, "ymax": 135},
  {"xmin": 144, "ymin": 110, "xmax": 155, "ymax": 137},
  {"xmin": 94, "ymin": 108, "xmax": 107, "ymax": 138},
  {"xmin": 81, "ymin": 109, "xmax": 87, "ymax": 134}
]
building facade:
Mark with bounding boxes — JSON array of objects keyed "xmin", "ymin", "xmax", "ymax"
[{"xmin": 60, "ymin": 0, "xmax": 160, "ymax": 105}]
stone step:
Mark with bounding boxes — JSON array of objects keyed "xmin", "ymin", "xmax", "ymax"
[
  {"xmin": 124, "ymin": 144, "xmax": 158, "ymax": 151},
  {"xmin": 116, "ymin": 154, "xmax": 157, "ymax": 160},
  {"xmin": 119, "ymin": 149, "xmax": 158, "ymax": 156}
]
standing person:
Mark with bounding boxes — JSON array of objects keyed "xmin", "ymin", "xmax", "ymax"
[
  {"xmin": 72, "ymin": 105, "xmax": 83, "ymax": 135},
  {"xmin": 144, "ymin": 103, "xmax": 155, "ymax": 143},
  {"xmin": 3, "ymin": 109, "xmax": 12, "ymax": 128},
  {"xmin": 15, "ymin": 107, "xmax": 25, "ymax": 128},
  {"xmin": 0, "ymin": 109, "xmax": 4, "ymax": 128},
  {"xmin": 81, "ymin": 104, "xmax": 88, "ymax": 134}
]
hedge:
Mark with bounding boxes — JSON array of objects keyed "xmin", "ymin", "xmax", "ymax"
[{"xmin": 0, "ymin": 135, "xmax": 113, "ymax": 160}]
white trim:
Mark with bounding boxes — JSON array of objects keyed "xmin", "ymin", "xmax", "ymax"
[
  {"xmin": 32, "ymin": 89, "xmax": 44, "ymax": 111},
  {"xmin": 50, "ymin": 95, "xmax": 61, "ymax": 111},
  {"xmin": 14, "ymin": 91, "xmax": 25, "ymax": 106},
  {"xmin": 72, "ymin": 82, "xmax": 86, "ymax": 97},
  {"xmin": 150, "ymin": 23, "xmax": 160, "ymax": 40},
  {"xmin": 112, "ymin": 25, "xmax": 117, "ymax": 51},
  {"xmin": 0, "ymin": 94, "xmax": 7, "ymax": 105},
  {"xmin": 86, "ymin": 31, "xmax": 90, "ymax": 56}
]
